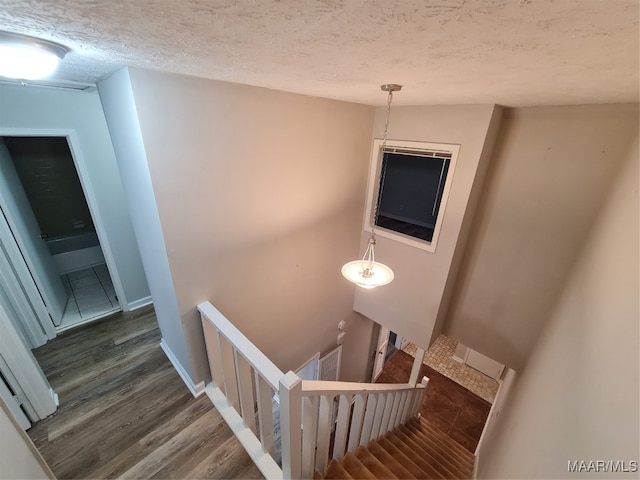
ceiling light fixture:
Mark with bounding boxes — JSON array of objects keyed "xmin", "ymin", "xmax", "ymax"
[
  {"xmin": 0, "ymin": 31, "xmax": 69, "ymax": 80},
  {"xmin": 342, "ymin": 83, "xmax": 402, "ymax": 289}
]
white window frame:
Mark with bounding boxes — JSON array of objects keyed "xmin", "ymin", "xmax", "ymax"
[{"xmin": 363, "ymin": 138, "xmax": 460, "ymax": 253}]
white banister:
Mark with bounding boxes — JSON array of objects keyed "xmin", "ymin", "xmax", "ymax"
[
  {"xmin": 197, "ymin": 301, "xmax": 431, "ymax": 479},
  {"xmin": 198, "ymin": 301, "xmax": 283, "ymax": 389},
  {"xmin": 198, "ymin": 302, "xmax": 284, "ymax": 479},
  {"xmin": 301, "ymin": 380, "xmax": 418, "ymax": 394}
]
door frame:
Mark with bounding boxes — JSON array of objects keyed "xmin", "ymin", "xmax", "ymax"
[
  {"xmin": 371, "ymin": 326, "xmax": 389, "ymax": 382},
  {"xmin": 0, "ymin": 127, "xmax": 127, "ymax": 312}
]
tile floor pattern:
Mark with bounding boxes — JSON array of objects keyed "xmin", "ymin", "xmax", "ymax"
[
  {"xmin": 58, "ymin": 264, "xmax": 120, "ymax": 332},
  {"xmin": 404, "ymin": 335, "xmax": 500, "ymax": 403}
]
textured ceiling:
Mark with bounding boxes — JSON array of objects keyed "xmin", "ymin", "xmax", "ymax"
[{"xmin": 1, "ymin": 0, "xmax": 638, "ymax": 106}]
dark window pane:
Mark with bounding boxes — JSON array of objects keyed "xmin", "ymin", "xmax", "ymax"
[{"xmin": 374, "ymin": 151, "xmax": 450, "ymax": 243}]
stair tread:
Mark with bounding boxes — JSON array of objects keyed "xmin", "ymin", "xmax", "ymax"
[
  {"xmin": 394, "ymin": 427, "xmax": 470, "ymax": 479},
  {"xmin": 355, "ymin": 445, "xmax": 399, "ymax": 479},
  {"xmin": 376, "ymin": 437, "xmax": 430, "ymax": 479},
  {"xmin": 367, "ymin": 440, "xmax": 417, "ymax": 479},
  {"xmin": 415, "ymin": 418, "xmax": 476, "ymax": 460},
  {"xmin": 323, "ymin": 415, "xmax": 476, "ymax": 479},
  {"xmin": 342, "ymin": 452, "xmax": 378, "ymax": 480},
  {"xmin": 385, "ymin": 432, "xmax": 448, "ymax": 479},
  {"xmin": 400, "ymin": 424, "xmax": 474, "ymax": 473},
  {"xmin": 325, "ymin": 459, "xmax": 355, "ymax": 480}
]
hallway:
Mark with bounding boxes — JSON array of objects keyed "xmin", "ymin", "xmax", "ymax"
[{"xmin": 27, "ymin": 307, "xmax": 262, "ymax": 479}]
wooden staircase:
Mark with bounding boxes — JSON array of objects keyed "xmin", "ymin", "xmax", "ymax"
[{"xmin": 321, "ymin": 418, "xmax": 475, "ymax": 479}]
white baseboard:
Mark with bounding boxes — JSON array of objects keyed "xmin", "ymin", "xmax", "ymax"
[
  {"xmin": 160, "ymin": 339, "xmax": 205, "ymax": 397},
  {"xmin": 128, "ymin": 296, "xmax": 153, "ymax": 311}
]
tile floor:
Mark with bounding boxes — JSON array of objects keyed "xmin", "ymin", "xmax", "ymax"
[
  {"xmin": 377, "ymin": 349, "xmax": 491, "ymax": 453},
  {"xmin": 58, "ymin": 264, "xmax": 120, "ymax": 332},
  {"xmin": 404, "ymin": 335, "xmax": 500, "ymax": 403}
]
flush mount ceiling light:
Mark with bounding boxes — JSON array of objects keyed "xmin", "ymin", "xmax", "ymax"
[
  {"xmin": 341, "ymin": 83, "xmax": 402, "ymax": 289},
  {"xmin": 0, "ymin": 31, "xmax": 69, "ymax": 80}
]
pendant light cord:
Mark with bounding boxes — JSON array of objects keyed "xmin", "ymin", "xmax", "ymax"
[{"xmin": 370, "ymin": 88, "xmax": 394, "ymax": 241}]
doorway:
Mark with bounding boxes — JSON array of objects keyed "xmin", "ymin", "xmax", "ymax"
[
  {"xmin": 0, "ymin": 135, "xmax": 121, "ymax": 336},
  {"xmin": 371, "ymin": 325, "xmax": 405, "ymax": 382}
]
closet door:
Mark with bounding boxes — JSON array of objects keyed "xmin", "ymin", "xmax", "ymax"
[
  {"xmin": 0, "ymin": 301, "xmax": 57, "ymax": 425},
  {"xmin": 0, "ymin": 139, "xmax": 67, "ymax": 326},
  {"xmin": 0, "ymin": 211, "xmax": 57, "ymax": 339}
]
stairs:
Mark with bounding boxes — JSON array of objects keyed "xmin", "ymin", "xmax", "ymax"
[{"xmin": 321, "ymin": 418, "xmax": 474, "ymax": 479}]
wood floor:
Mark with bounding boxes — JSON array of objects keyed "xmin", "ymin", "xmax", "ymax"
[{"xmin": 28, "ymin": 306, "xmax": 263, "ymax": 479}]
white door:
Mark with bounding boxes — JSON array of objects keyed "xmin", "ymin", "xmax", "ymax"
[
  {"xmin": 0, "ymin": 140, "xmax": 67, "ymax": 325},
  {"xmin": 371, "ymin": 326, "xmax": 389, "ymax": 382},
  {"xmin": 0, "ymin": 369, "xmax": 31, "ymax": 429},
  {"xmin": 0, "ymin": 300, "xmax": 57, "ymax": 426}
]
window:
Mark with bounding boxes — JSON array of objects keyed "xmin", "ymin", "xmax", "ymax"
[{"xmin": 364, "ymin": 139, "xmax": 459, "ymax": 252}]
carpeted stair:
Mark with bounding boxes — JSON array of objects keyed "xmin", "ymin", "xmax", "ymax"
[{"xmin": 322, "ymin": 418, "xmax": 474, "ymax": 479}]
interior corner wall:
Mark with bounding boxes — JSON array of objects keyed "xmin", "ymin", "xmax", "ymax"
[
  {"xmin": 97, "ymin": 68, "xmax": 193, "ymax": 380},
  {"xmin": 353, "ymin": 104, "xmax": 500, "ymax": 349},
  {"xmin": 0, "ymin": 83, "xmax": 149, "ymax": 309},
  {"xmin": 125, "ymin": 68, "xmax": 375, "ymax": 382},
  {"xmin": 444, "ymin": 104, "xmax": 639, "ymax": 371},
  {"xmin": 478, "ymin": 130, "xmax": 639, "ymax": 479}
]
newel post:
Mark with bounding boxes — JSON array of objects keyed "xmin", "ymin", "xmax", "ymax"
[
  {"xmin": 414, "ymin": 375, "xmax": 430, "ymax": 417},
  {"xmin": 280, "ymin": 371, "xmax": 302, "ymax": 479},
  {"xmin": 408, "ymin": 347, "xmax": 425, "ymax": 385}
]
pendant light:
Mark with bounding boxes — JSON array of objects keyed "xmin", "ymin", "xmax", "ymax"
[
  {"xmin": 0, "ymin": 31, "xmax": 69, "ymax": 80},
  {"xmin": 342, "ymin": 83, "xmax": 401, "ymax": 289}
]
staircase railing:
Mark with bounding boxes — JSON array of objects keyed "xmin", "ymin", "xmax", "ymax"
[{"xmin": 198, "ymin": 301, "xmax": 428, "ymax": 479}]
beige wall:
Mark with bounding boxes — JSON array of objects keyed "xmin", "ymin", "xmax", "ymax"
[
  {"xmin": 127, "ymin": 69, "xmax": 376, "ymax": 381},
  {"xmin": 353, "ymin": 105, "xmax": 502, "ymax": 349},
  {"xmin": 445, "ymin": 104, "xmax": 639, "ymax": 371},
  {"xmin": 0, "ymin": 399, "xmax": 54, "ymax": 479},
  {"xmin": 479, "ymin": 130, "xmax": 639, "ymax": 479}
]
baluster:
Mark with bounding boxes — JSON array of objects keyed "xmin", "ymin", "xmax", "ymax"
[
  {"xmin": 369, "ymin": 392, "xmax": 386, "ymax": 442},
  {"xmin": 255, "ymin": 375, "xmax": 275, "ymax": 456},
  {"xmin": 359, "ymin": 394, "xmax": 377, "ymax": 446},
  {"xmin": 392, "ymin": 390, "xmax": 407, "ymax": 428},
  {"xmin": 219, "ymin": 335, "xmax": 240, "ymax": 411},
  {"xmin": 379, "ymin": 392, "xmax": 394, "ymax": 437},
  {"xmin": 235, "ymin": 352, "xmax": 256, "ymax": 434},
  {"xmin": 332, "ymin": 394, "xmax": 352, "ymax": 460},
  {"xmin": 347, "ymin": 394, "xmax": 366, "ymax": 453},
  {"xmin": 401, "ymin": 389, "xmax": 414, "ymax": 424},
  {"xmin": 302, "ymin": 395, "xmax": 319, "ymax": 479},
  {"xmin": 201, "ymin": 319, "xmax": 225, "ymax": 392},
  {"xmin": 385, "ymin": 392, "xmax": 401, "ymax": 433},
  {"xmin": 315, "ymin": 394, "xmax": 334, "ymax": 475}
]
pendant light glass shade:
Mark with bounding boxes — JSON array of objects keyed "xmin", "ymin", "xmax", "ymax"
[
  {"xmin": 0, "ymin": 31, "xmax": 68, "ymax": 80},
  {"xmin": 341, "ymin": 239, "xmax": 394, "ymax": 288},
  {"xmin": 342, "ymin": 84, "xmax": 401, "ymax": 289}
]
